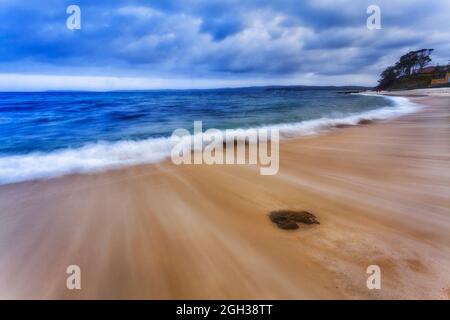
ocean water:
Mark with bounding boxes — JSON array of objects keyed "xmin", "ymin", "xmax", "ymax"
[{"xmin": 0, "ymin": 87, "xmax": 420, "ymax": 184}]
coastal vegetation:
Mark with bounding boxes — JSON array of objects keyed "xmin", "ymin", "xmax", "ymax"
[{"xmin": 376, "ymin": 49, "xmax": 450, "ymax": 90}]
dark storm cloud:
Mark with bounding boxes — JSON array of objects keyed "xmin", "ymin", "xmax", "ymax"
[{"xmin": 0, "ymin": 0, "xmax": 448, "ymax": 87}]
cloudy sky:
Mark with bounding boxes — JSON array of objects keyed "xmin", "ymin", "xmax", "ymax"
[{"xmin": 0, "ymin": 0, "xmax": 449, "ymax": 90}]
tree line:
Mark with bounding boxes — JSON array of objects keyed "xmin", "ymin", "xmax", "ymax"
[{"xmin": 376, "ymin": 49, "xmax": 434, "ymax": 90}]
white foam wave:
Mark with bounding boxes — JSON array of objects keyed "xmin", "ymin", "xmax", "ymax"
[{"xmin": 0, "ymin": 95, "xmax": 421, "ymax": 184}]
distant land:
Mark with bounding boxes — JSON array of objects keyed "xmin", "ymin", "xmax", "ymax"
[{"xmin": 39, "ymin": 85, "xmax": 371, "ymax": 94}]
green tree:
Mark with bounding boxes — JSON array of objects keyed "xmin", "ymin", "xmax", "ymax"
[
  {"xmin": 415, "ymin": 49, "xmax": 434, "ymax": 71},
  {"xmin": 396, "ymin": 51, "xmax": 417, "ymax": 76},
  {"xmin": 394, "ymin": 49, "xmax": 433, "ymax": 76},
  {"xmin": 376, "ymin": 66, "xmax": 398, "ymax": 90},
  {"xmin": 376, "ymin": 49, "xmax": 434, "ymax": 90}
]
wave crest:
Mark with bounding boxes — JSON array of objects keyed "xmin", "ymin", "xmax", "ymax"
[{"xmin": 0, "ymin": 95, "xmax": 421, "ymax": 184}]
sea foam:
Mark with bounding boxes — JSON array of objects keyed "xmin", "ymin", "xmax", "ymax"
[{"xmin": 0, "ymin": 95, "xmax": 421, "ymax": 184}]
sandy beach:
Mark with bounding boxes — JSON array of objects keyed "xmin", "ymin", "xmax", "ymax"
[{"xmin": 0, "ymin": 91, "xmax": 449, "ymax": 299}]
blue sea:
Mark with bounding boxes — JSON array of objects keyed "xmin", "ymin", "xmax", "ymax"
[{"xmin": 0, "ymin": 87, "xmax": 419, "ymax": 184}]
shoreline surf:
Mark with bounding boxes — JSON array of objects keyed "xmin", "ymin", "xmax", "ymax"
[{"xmin": 0, "ymin": 94, "xmax": 421, "ymax": 185}]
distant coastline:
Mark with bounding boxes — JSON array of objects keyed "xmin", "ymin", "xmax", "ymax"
[{"xmin": 0, "ymin": 85, "xmax": 372, "ymax": 94}]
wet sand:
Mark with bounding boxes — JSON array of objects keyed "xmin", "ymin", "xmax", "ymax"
[{"xmin": 0, "ymin": 94, "xmax": 449, "ymax": 299}]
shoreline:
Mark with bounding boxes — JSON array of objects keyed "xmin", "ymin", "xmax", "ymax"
[
  {"xmin": 0, "ymin": 93, "xmax": 420, "ymax": 186},
  {"xmin": 0, "ymin": 91, "xmax": 449, "ymax": 299},
  {"xmin": 0, "ymin": 91, "xmax": 429, "ymax": 188}
]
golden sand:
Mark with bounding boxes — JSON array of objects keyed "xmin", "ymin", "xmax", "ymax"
[{"xmin": 0, "ymin": 95, "xmax": 449, "ymax": 299}]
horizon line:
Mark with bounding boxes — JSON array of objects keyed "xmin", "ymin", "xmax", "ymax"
[{"xmin": 0, "ymin": 84, "xmax": 372, "ymax": 94}]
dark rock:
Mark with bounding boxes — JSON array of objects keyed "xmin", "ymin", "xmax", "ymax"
[
  {"xmin": 277, "ymin": 220, "xmax": 299, "ymax": 230},
  {"xmin": 337, "ymin": 90, "xmax": 363, "ymax": 94},
  {"xmin": 335, "ymin": 124, "xmax": 352, "ymax": 128},
  {"xmin": 269, "ymin": 210, "xmax": 320, "ymax": 230},
  {"xmin": 358, "ymin": 119, "xmax": 373, "ymax": 125}
]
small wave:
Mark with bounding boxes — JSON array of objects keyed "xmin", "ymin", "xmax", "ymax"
[
  {"xmin": 271, "ymin": 95, "xmax": 420, "ymax": 138},
  {"xmin": 0, "ymin": 95, "xmax": 421, "ymax": 184}
]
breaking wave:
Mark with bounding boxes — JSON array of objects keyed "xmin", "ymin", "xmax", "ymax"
[{"xmin": 0, "ymin": 95, "xmax": 421, "ymax": 184}]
